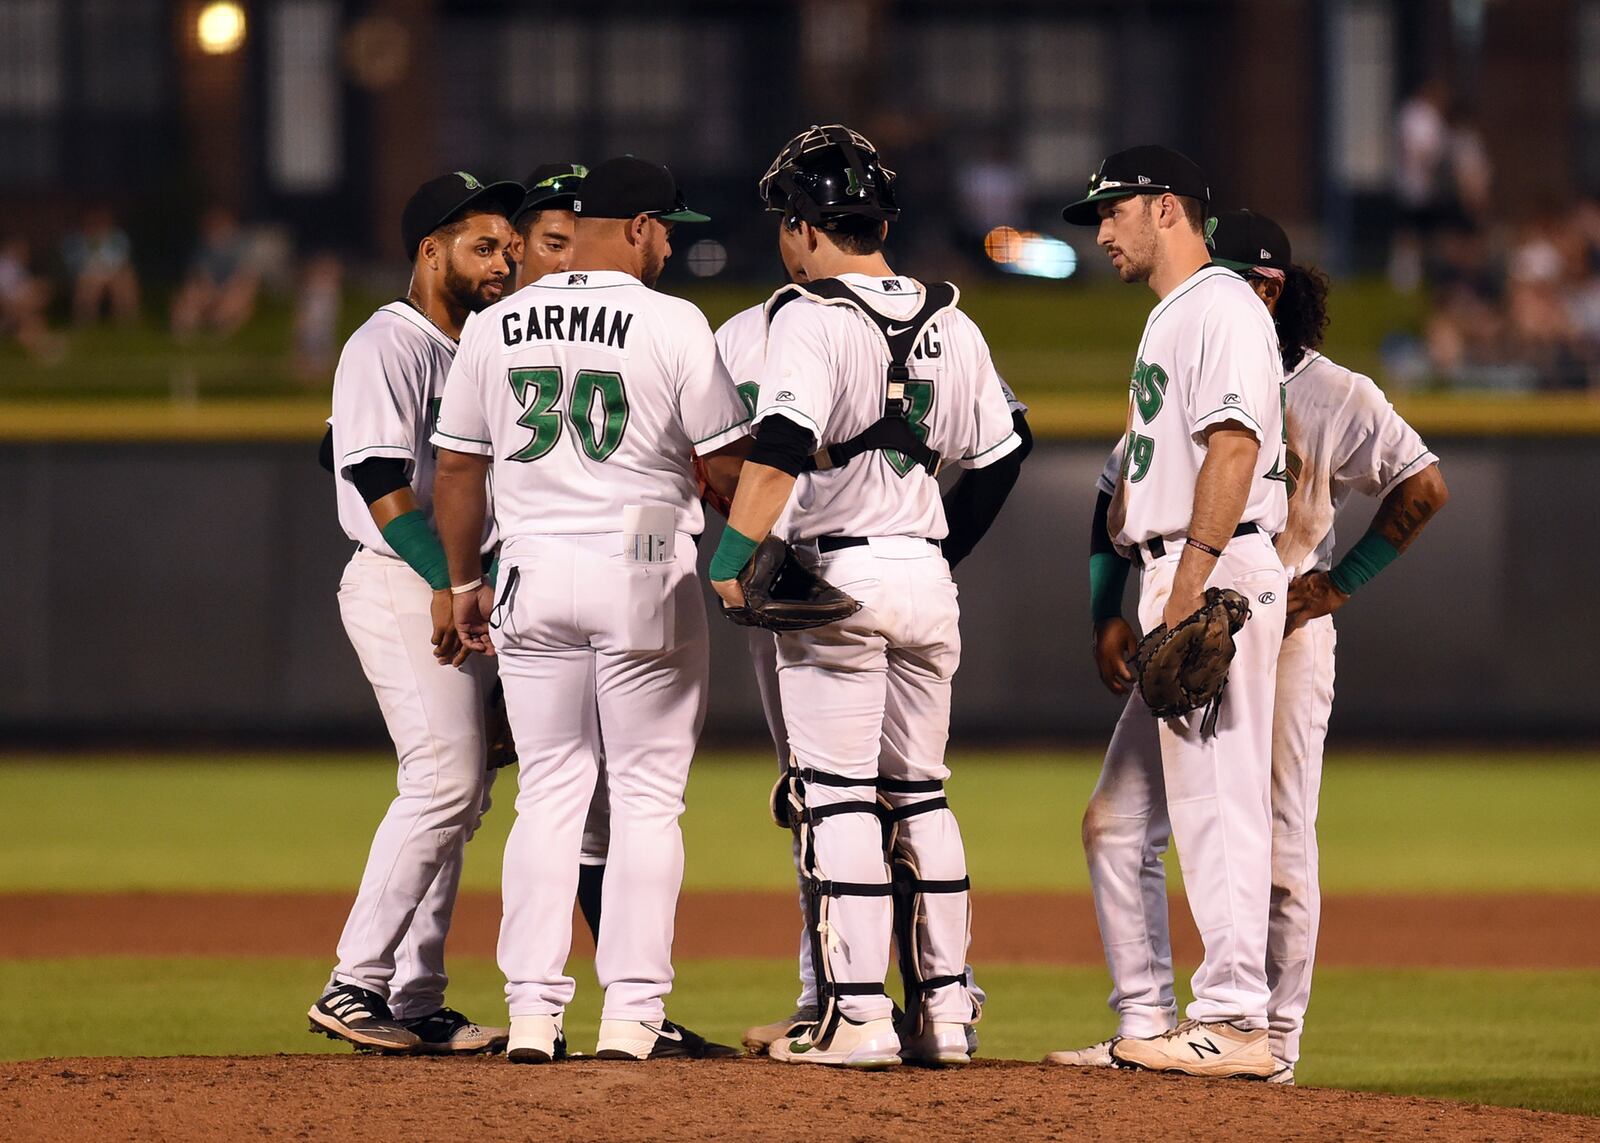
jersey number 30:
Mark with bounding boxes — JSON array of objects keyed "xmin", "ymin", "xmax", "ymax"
[{"xmin": 507, "ymin": 367, "xmax": 629, "ymax": 463}]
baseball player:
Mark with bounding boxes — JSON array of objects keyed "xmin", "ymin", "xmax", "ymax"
[
  {"xmin": 709, "ymin": 125, "xmax": 1023, "ymax": 1069},
  {"xmin": 716, "ymin": 189, "xmax": 1030, "ymax": 1057},
  {"xmin": 309, "ymin": 171, "xmax": 522, "ymax": 1055},
  {"xmin": 1047, "ymin": 146, "xmax": 1289, "ymax": 1079},
  {"xmin": 1052, "ymin": 209, "xmax": 1448, "ymax": 1083},
  {"xmin": 431, "ymin": 156, "xmax": 747, "ymax": 1064}
]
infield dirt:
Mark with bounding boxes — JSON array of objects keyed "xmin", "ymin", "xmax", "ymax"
[
  {"xmin": 5, "ymin": 1055, "xmax": 1597, "ymax": 1142},
  {"xmin": 5, "ymin": 889, "xmax": 1597, "ymax": 967}
]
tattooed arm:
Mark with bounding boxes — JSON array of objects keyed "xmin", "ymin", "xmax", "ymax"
[{"xmin": 1285, "ymin": 462, "xmax": 1449, "ymax": 634}]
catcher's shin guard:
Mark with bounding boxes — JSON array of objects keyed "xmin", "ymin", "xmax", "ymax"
[
  {"xmin": 791, "ymin": 764, "xmax": 893, "ymax": 1044},
  {"xmin": 882, "ymin": 777, "xmax": 977, "ymax": 1033}
]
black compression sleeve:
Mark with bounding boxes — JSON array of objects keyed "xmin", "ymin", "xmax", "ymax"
[
  {"xmin": 1089, "ymin": 487, "xmax": 1118, "ymax": 557},
  {"xmin": 318, "ymin": 426, "xmax": 335, "ymax": 474},
  {"xmin": 942, "ymin": 411, "xmax": 1032, "ymax": 569},
  {"xmin": 747, "ymin": 415, "xmax": 816, "ymax": 477},
  {"xmin": 348, "ymin": 457, "xmax": 411, "ymax": 505}
]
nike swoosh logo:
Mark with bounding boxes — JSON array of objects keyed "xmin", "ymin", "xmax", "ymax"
[
  {"xmin": 886, "ymin": 324, "xmax": 913, "ymax": 336},
  {"xmin": 652, "ymin": 1024, "xmax": 683, "ymax": 1041},
  {"xmin": 789, "ymin": 1040, "xmax": 814, "ymax": 1053}
]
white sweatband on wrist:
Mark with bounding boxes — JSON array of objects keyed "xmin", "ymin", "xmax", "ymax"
[{"xmin": 449, "ymin": 578, "xmax": 484, "ymax": 596}]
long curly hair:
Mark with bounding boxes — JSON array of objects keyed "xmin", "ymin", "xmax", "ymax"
[{"xmin": 1273, "ymin": 263, "xmax": 1331, "ymax": 372}]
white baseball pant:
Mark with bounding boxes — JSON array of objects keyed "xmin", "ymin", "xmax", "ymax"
[
  {"xmin": 494, "ymin": 533, "xmax": 707, "ymax": 1022},
  {"xmin": 1083, "ymin": 532, "xmax": 1287, "ymax": 1031},
  {"xmin": 778, "ymin": 537, "xmax": 971, "ymax": 1025},
  {"xmin": 328, "ymin": 548, "xmax": 496, "ymax": 1019}
]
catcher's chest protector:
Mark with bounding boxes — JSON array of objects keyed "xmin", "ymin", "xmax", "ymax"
[{"xmin": 766, "ymin": 278, "xmax": 959, "ymax": 475}]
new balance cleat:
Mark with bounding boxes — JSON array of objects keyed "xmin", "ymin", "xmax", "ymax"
[
  {"xmin": 1110, "ymin": 1019, "xmax": 1274, "ymax": 1079},
  {"xmin": 1044, "ymin": 1036, "xmax": 1119, "ymax": 1067}
]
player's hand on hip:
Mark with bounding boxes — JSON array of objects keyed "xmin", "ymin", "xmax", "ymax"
[
  {"xmin": 711, "ymin": 577, "xmax": 746, "ymax": 610},
  {"xmin": 1284, "ymin": 571, "xmax": 1348, "ymax": 635},
  {"xmin": 448, "ymin": 586, "xmax": 497, "ymax": 659},
  {"xmin": 431, "ymin": 589, "xmax": 474, "ymax": 666},
  {"xmin": 1091, "ymin": 617, "xmax": 1138, "ymax": 695},
  {"xmin": 1161, "ymin": 589, "xmax": 1204, "ymax": 631}
]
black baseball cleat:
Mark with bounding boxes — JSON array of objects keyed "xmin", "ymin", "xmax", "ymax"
[
  {"xmin": 594, "ymin": 1018, "xmax": 743, "ymax": 1060},
  {"xmin": 400, "ymin": 1007, "xmax": 509, "ymax": 1055},
  {"xmin": 308, "ymin": 983, "xmax": 421, "ymax": 1052}
]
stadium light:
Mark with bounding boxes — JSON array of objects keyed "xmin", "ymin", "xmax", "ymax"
[
  {"xmin": 984, "ymin": 226, "xmax": 1078, "ymax": 280},
  {"xmin": 196, "ymin": 2, "xmax": 247, "ymax": 55}
]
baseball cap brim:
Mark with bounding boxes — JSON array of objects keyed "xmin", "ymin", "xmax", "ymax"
[
  {"xmin": 454, "ymin": 180, "xmax": 526, "ymax": 222},
  {"xmin": 1062, "ymin": 185, "xmax": 1169, "ymax": 226},
  {"xmin": 656, "ymin": 207, "xmax": 711, "ymax": 223}
]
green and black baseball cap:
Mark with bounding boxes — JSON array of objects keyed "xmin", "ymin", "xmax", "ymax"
[
  {"xmin": 514, "ymin": 162, "xmax": 588, "ymax": 225},
  {"xmin": 1061, "ymin": 145, "xmax": 1211, "ymax": 226},
  {"xmin": 574, "ymin": 156, "xmax": 709, "ymax": 223},
  {"xmin": 401, "ymin": 170, "xmax": 524, "ymax": 260},
  {"xmin": 1207, "ymin": 208, "xmax": 1292, "ymax": 274}
]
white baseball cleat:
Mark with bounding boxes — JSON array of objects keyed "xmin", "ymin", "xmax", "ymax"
[
  {"xmin": 594, "ymin": 1018, "xmax": 741, "ymax": 1060},
  {"xmin": 897, "ymin": 1021, "xmax": 972, "ymax": 1067},
  {"xmin": 506, "ymin": 1014, "xmax": 566, "ymax": 1064},
  {"xmin": 769, "ymin": 1014, "xmax": 902, "ymax": 1070},
  {"xmin": 1110, "ymin": 1019, "xmax": 1274, "ymax": 1079},
  {"xmin": 1043, "ymin": 1036, "xmax": 1119, "ymax": 1067},
  {"xmin": 1268, "ymin": 1057, "xmax": 1296, "ymax": 1085},
  {"xmin": 742, "ymin": 1008, "xmax": 818, "ymax": 1054}
]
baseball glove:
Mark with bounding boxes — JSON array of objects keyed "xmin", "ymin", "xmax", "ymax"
[
  {"xmin": 1133, "ymin": 587, "xmax": 1252, "ymax": 732},
  {"xmin": 722, "ymin": 536, "xmax": 862, "ymax": 632}
]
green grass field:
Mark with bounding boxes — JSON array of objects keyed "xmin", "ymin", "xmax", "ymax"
[{"xmin": 3, "ymin": 751, "xmax": 1598, "ymax": 1116}]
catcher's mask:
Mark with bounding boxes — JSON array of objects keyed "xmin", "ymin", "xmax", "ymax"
[{"xmin": 758, "ymin": 124, "xmax": 900, "ymax": 229}]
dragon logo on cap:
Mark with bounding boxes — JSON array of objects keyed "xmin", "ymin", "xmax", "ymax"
[{"xmin": 455, "ymin": 171, "xmax": 483, "ymax": 190}]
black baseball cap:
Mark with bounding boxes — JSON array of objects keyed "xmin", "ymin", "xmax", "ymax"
[
  {"xmin": 514, "ymin": 162, "xmax": 588, "ymax": 225},
  {"xmin": 1062, "ymin": 145, "xmax": 1211, "ymax": 226},
  {"xmin": 1208, "ymin": 208, "xmax": 1292, "ymax": 273},
  {"xmin": 400, "ymin": 170, "xmax": 523, "ymax": 261},
  {"xmin": 574, "ymin": 156, "xmax": 709, "ymax": 223}
]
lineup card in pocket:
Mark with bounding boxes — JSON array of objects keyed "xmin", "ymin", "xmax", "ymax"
[{"xmin": 623, "ymin": 504, "xmax": 676, "ymax": 563}]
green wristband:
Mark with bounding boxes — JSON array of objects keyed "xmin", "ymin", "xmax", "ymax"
[
  {"xmin": 709, "ymin": 524, "xmax": 760, "ymax": 582},
  {"xmin": 380, "ymin": 509, "xmax": 451, "ymax": 591},
  {"xmin": 487, "ymin": 554, "xmax": 500, "ymax": 588},
  {"xmin": 1089, "ymin": 551, "xmax": 1132, "ymax": 623},
  {"xmin": 1327, "ymin": 532, "xmax": 1399, "ymax": 596}
]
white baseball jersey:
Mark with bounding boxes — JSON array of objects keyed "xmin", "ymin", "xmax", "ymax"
[
  {"xmin": 330, "ymin": 301, "xmax": 494, "ymax": 556},
  {"xmin": 751, "ymin": 274, "xmax": 1022, "ymax": 542},
  {"xmin": 1273, "ymin": 351, "xmax": 1438, "ymax": 577},
  {"xmin": 432, "ymin": 270, "xmax": 751, "ymax": 553},
  {"xmin": 1104, "ymin": 265, "xmax": 1287, "ymax": 549}
]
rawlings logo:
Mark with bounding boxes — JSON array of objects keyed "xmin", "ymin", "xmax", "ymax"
[
  {"xmin": 774, "ymin": 390, "xmax": 795, "ymax": 402},
  {"xmin": 1258, "ymin": 592, "xmax": 1277, "ymax": 604}
]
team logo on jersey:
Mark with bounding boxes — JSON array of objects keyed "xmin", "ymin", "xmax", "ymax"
[
  {"xmin": 1223, "ymin": 393, "xmax": 1241, "ymax": 405},
  {"xmin": 882, "ymin": 279, "xmax": 902, "ymax": 292},
  {"xmin": 774, "ymin": 390, "xmax": 795, "ymax": 402},
  {"xmin": 567, "ymin": 273, "xmax": 588, "ymax": 285},
  {"xmin": 1258, "ymin": 591, "xmax": 1277, "ymax": 605},
  {"xmin": 1132, "ymin": 359, "xmax": 1169, "ymax": 422},
  {"xmin": 455, "ymin": 171, "xmax": 483, "ymax": 190}
]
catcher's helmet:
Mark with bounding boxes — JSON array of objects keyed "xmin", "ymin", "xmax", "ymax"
[{"xmin": 758, "ymin": 124, "xmax": 899, "ymax": 228}]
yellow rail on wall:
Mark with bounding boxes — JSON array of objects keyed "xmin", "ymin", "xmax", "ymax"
[{"xmin": 2, "ymin": 392, "xmax": 1599, "ymax": 443}]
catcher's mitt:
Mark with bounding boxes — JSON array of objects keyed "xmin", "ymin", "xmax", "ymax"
[
  {"xmin": 1133, "ymin": 587, "xmax": 1252, "ymax": 733},
  {"xmin": 722, "ymin": 536, "xmax": 862, "ymax": 632}
]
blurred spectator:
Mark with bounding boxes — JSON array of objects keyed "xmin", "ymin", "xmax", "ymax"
[
  {"xmin": 956, "ymin": 140, "xmax": 1026, "ymax": 249},
  {"xmin": 62, "ymin": 208, "xmax": 140, "ymax": 326},
  {"xmin": 1505, "ymin": 211, "xmax": 1584, "ymax": 389},
  {"xmin": 294, "ymin": 253, "xmax": 343, "ymax": 383},
  {"xmin": 170, "ymin": 207, "xmax": 260, "ymax": 342},
  {"xmin": 0, "ymin": 236, "xmax": 60, "ymax": 360},
  {"xmin": 1391, "ymin": 79, "xmax": 1452, "ymax": 293}
]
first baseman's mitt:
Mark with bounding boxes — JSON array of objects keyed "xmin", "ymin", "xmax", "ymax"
[
  {"xmin": 1133, "ymin": 587, "xmax": 1252, "ymax": 732},
  {"xmin": 722, "ymin": 536, "xmax": 862, "ymax": 632}
]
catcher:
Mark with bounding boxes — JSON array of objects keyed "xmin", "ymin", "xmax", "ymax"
[{"xmin": 709, "ymin": 124, "xmax": 1024, "ymax": 1069}]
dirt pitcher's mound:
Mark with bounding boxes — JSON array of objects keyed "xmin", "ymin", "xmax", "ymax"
[{"xmin": 5, "ymin": 1056, "xmax": 1595, "ymax": 1143}]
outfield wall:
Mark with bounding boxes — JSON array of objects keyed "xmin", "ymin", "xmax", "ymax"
[{"xmin": 1, "ymin": 437, "xmax": 1594, "ymax": 742}]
